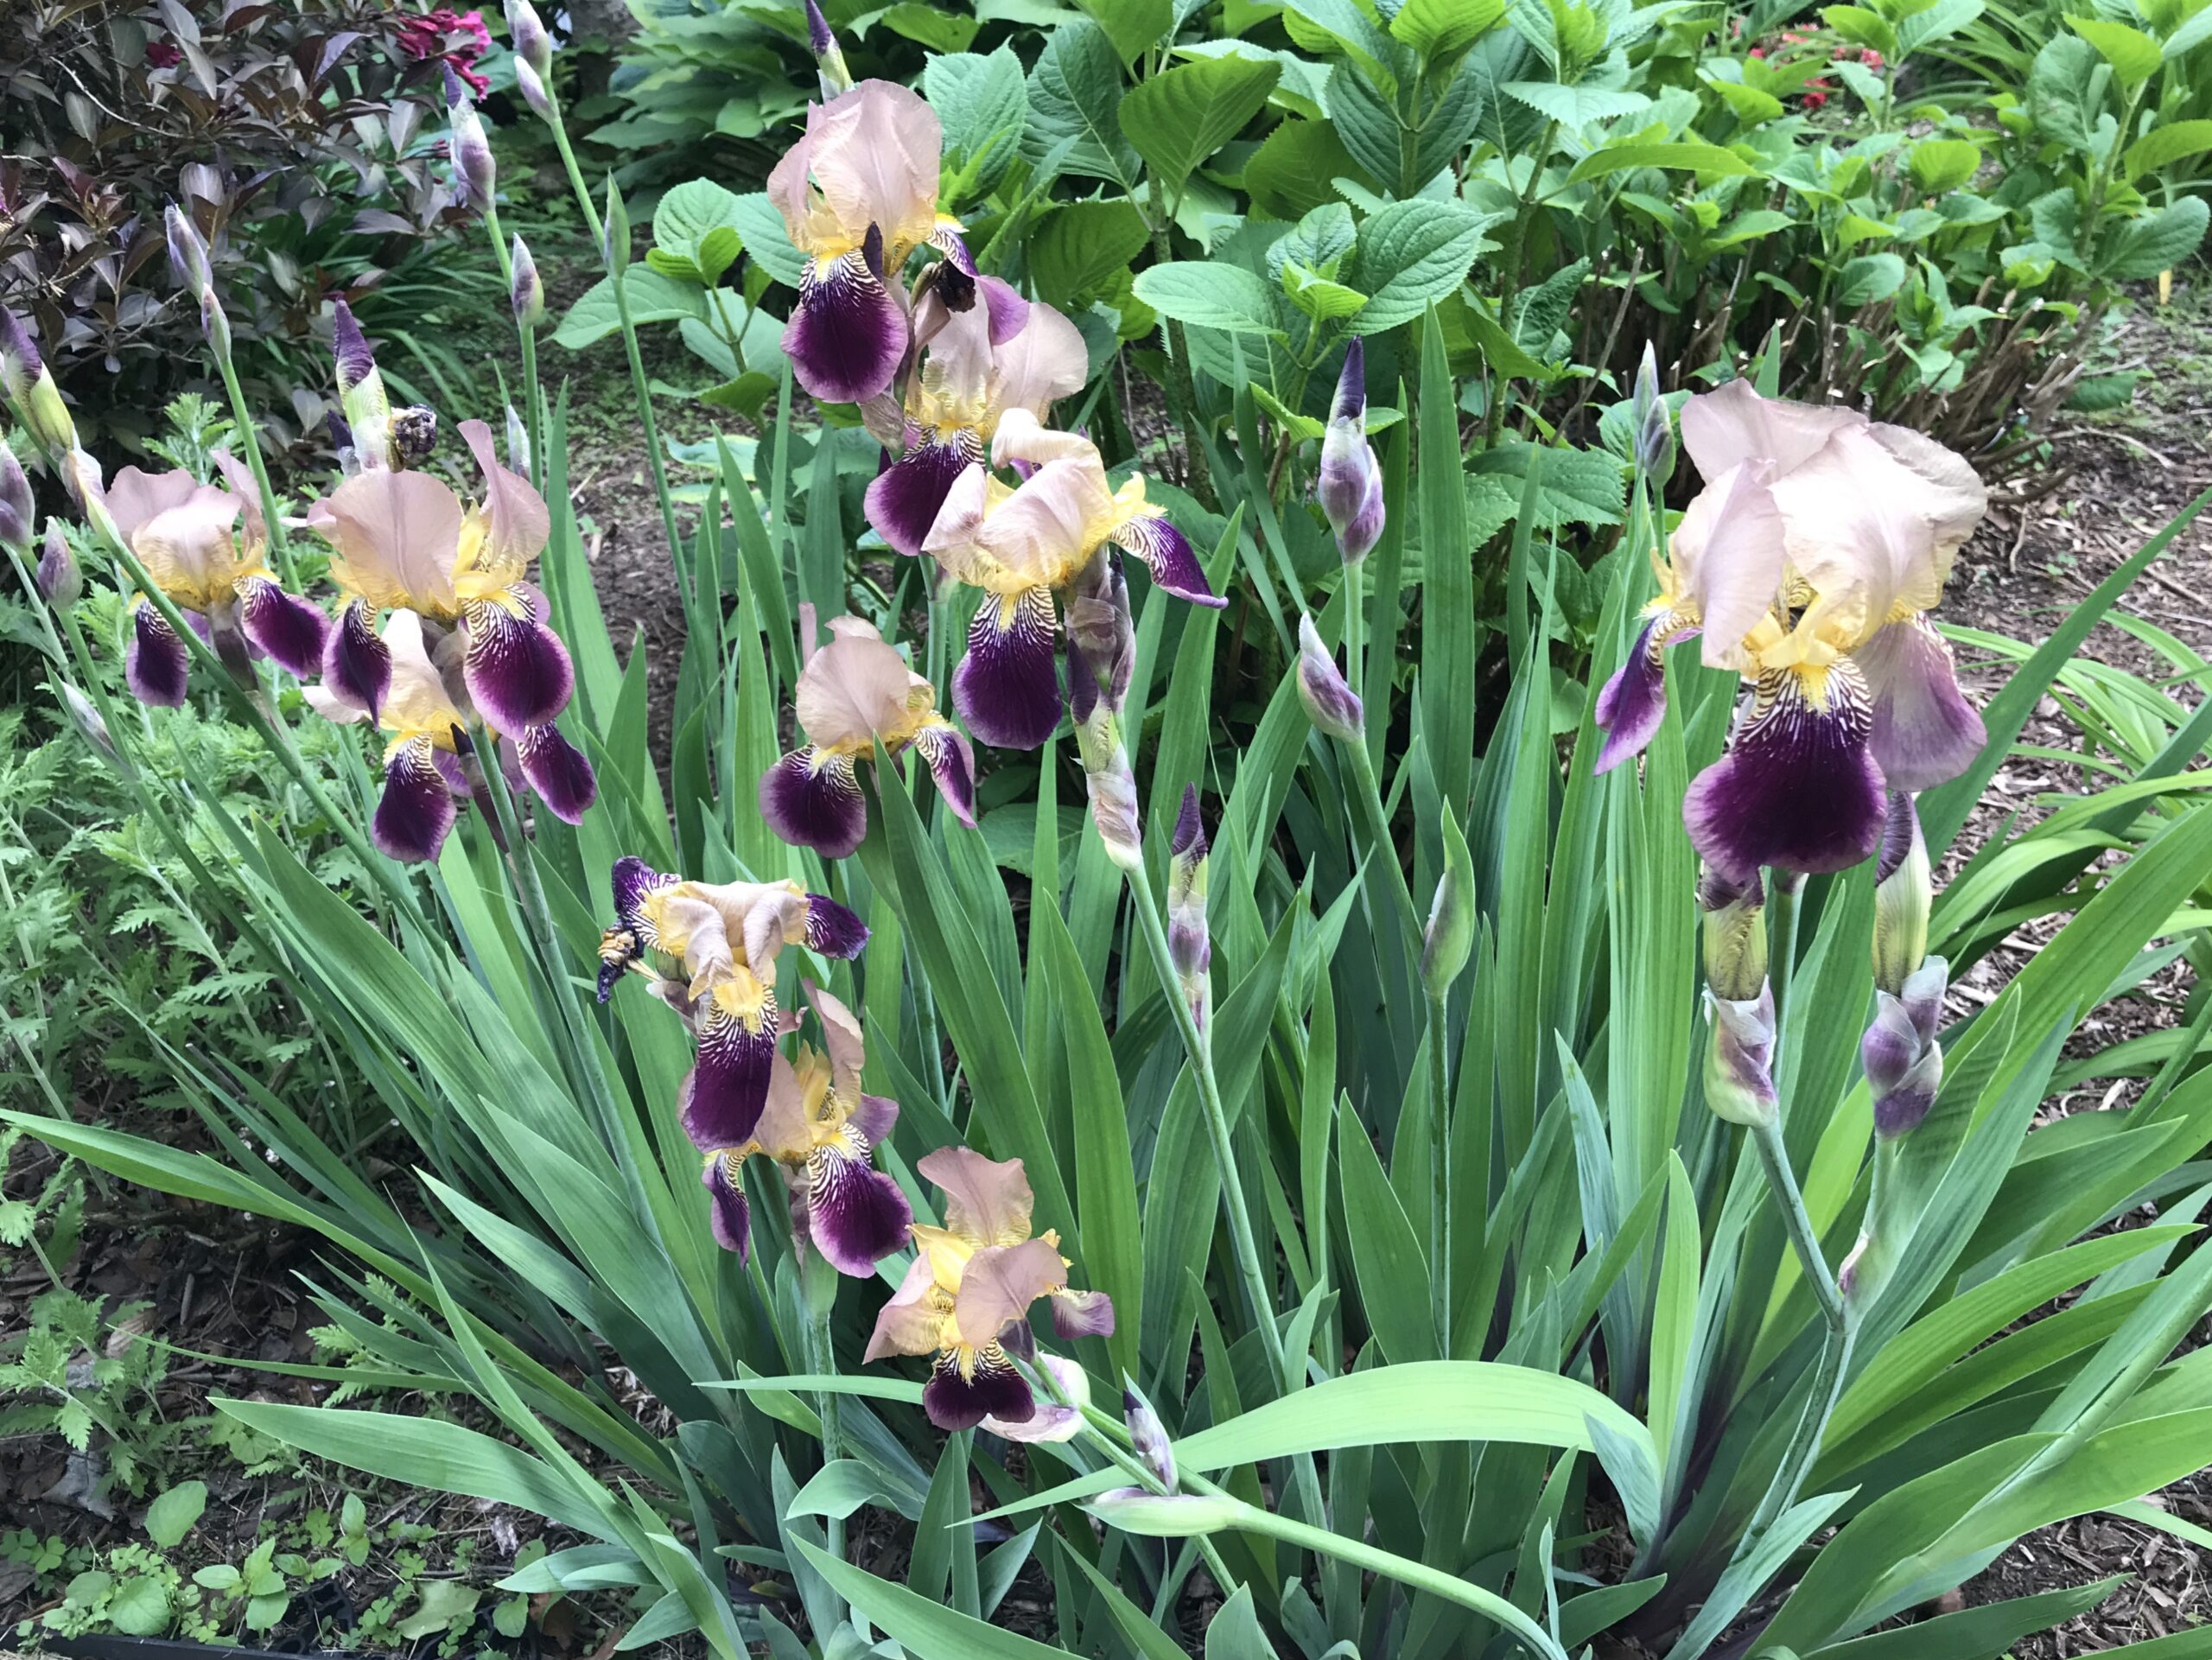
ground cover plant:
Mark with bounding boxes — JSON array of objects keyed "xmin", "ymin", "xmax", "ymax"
[{"xmin": 5, "ymin": 0, "xmax": 2212, "ymax": 1655}]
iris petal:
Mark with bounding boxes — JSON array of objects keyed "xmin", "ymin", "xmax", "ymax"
[
  {"xmin": 236, "ymin": 577, "xmax": 330, "ymax": 678},
  {"xmin": 127, "ymin": 605, "xmax": 191, "ymax": 707},
  {"xmin": 805, "ymin": 1143, "xmax": 913, "ymax": 1275},
  {"xmin": 865, "ymin": 426, "xmax": 982, "ymax": 558},
  {"xmin": 373, "ymin": 735, "xmax": 461, "ymax": 862},
  {"xmin": 1684, "ymin": 661, "xmax": 1885, "ymax": 880},
  {"xmin": 1856, "ymin": 615, "xmax": 1986, "ymax": 793},
  {"xmin": 702, "ymin": 1153, "xmax": 753, "ymax": 1258},
  {"xmin": 1594, "ymin": 614, "xmax": 1700, "ymax": 774},
  {"xmin": 924, "ymin": 1344, "xmax": 1033, "ymax": 1433},
  {"xmin": 515, "ymin": 723, "xmax": 597, "ymax": 823},
  {"xmin": 954, "ymin": 586, "xmax": 1061, "ymax": 750},
  {"xmin": 785, "ymin": 244, "xmax": 907, "ymax": 405},
  {"xmin": 464, "ymin": 595, "xmax": 575, "ymax": 734},
  {"xmin": 1110, "ymin": 514, "xmax": 1224, "ymax": 608},
  {"xmin": 1049, "ymin": 1287, "xmax": 1116, "ymax": 1340},
  {"xmin": 911, "ymin": 720, "xmax": 977, "ymax": 827},
  {"xmin": 803, "ymin": 891, "xmax": 871, "ymax": 959},
  {"xmin": 326, "ymin": 597, "xmax": 392, "ymax": 723},
  {"xmin": 681, "ymin": 990, "xmax": 779, "ymax": 1149},
  {"xmin": 760, "ymin": 747, "xmax": 868, "ymax": 858}
]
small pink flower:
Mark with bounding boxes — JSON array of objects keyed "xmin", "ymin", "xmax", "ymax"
[{"xmin": 145, "ymin": 39, "xmax": 183, "ymax": 67}]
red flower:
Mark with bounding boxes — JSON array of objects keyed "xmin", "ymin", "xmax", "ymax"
[
  {"xmin": 397, "ymin": 8, "xmax": 491, "ymax": 94},
  {"xmin": 145, "ymin": 39, "xmax": 183, "ymax": 67}
]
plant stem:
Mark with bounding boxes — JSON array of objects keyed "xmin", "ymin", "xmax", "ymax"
[
  {"xmin": 542, "ymin": 105, "xmax": 684, "ymax": 580},
  {"xmin": 1340, "ymin": 734, "xmax": 1424, "ymax": 945},
  {"xmin": 207, "ymin": 337, "xmax": 296, "ymax": 588},
  {"xmin": 1124, "ymin": 859, "xmax": 1280, "ymax": 1371},
  {"xmin": 1745, "ymin": 1115, "xmax": 1851, "ymax": 1537},
  {"xmin": 1343, "ymin": 556, "xmax": 1365, "ymax": 709},
  {"xmin": 1426, "ymin": 988, "xmax": 1452, "ymax": 1345},
  {"xmin": 479, "ymin": 200, "xmax": 546, "ymax": 494}
]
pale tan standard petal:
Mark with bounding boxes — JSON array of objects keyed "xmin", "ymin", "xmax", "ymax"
[
  {"xmin": 312, "ymin": 467, "xmax": 467, "ymax": 615},
  {"xmin": 918, "ymin": 1145, "xmax": 1035, "ymax": 1248},
  {"xmin": 796, "ymin": 626, "xmax": 924, "ymax": 749},
  {"xmin": 1670, "ymin": 461, "xmax": 1787, "ymax": 671},
  {"xmin": 951, "ymin": 1237, "xmax": 1067, "ymax": 1349},
  {"xmin": 1680, "ymin": 378, "xmax": 1861, "ymax": 483}
]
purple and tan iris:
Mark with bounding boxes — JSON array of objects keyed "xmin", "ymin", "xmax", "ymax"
[
  {"xmin": 922, "ymin": 410, "xmax": 1223, "ymax": 750},
  {"xmin": 697, "ymin": 983, "xmax": 912, "ymax": 1275},
  {"xmin": 1594, "ymin": 380, "xmax": 1987, "ymax": 881},
  {"xmin": 595, "ymin": 857, "xmax": 869, "ymax": 1153},
  {"xmin": 302, "ymin": 417, "xmax": 594, "ymax": 858},
  {"xmin": 101, "ymin": 456, "xmax": 328, "ymax": 708},
  {"xmin": 760, "ymin": 616, "xmax": 976, "ymax": 858},
  {"xmin": 865, "ymin": 1147, "xmax": 1114, "ymax": 1433},
  {"xmin": 766, "ymin": 79, "xmax": 973, "ymax": 407},
  {"xmin": 863, "ymin": 277, "xmax": 1087, "ymax": 559}
]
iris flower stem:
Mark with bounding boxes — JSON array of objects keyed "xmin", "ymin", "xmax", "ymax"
[
  {"xmin": 805, "ymin": 1295, "xmax": 847, "ymax": 1568},
  {"xmin": 1426, "ymin": 987, "xmax": 1451, "ymax": 1345},
  {"xmin": 540, "ymin": 106, "xmax": 684, "ymax": 581},
  {"xmin": 1124, "ymin": 858, "xmax": 1280, "ymax": 1371},
  {"xmin": 1744, "ymin": 1116, "xmax": 1851, "ymax": 1539},
  {"xmin": 1340, "ymin": 734, "xmax": 1424, "ymax": 946},
  {"xmin": 1343, "ymin": 556, "xmax": 1365, "ymax": 709},
  {"xmin": 205, "ymin": 327, "xmax": 297, "ymax": 589},
  {"xmin": 1122, "ymin": 858, "xmax": 1331, "ymax": 1535},
  {"xmin": 478, "ymin": 202, "xmax": 546, "ymax": 495},
  {"xmin": 1069, "ymin": 1397, "xmax": 1242, "ymax": 1596}
]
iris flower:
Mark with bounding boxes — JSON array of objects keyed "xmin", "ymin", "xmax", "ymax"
[
  {"xmin": 303, "ymin": 419, "xmax": 592, "ymax": 840},
  {"xmin": 1316, "ymin": 339, "xmax": 1384, "ymax": 564},
  {"xmin": 102, "ymin": 456, "xmax": 328, "ymax": 707},
  {"xmin": 864, "ymin": 1147, "xmax": 1114, "ymax": 1432},
  {"xmin": 697, "ymin": 983, "xmax": 912, "ymax": 1275},
  {"xmin": 922, "ymin": 410, "xmax": 1223, "ymax": 750},
  {"xmin": 863, "ymin": 277, "xmax": 1088, "ymax": 559},
  {"xmin": 766, "ymin": 79, "xmax": 974, "ymax": 406},
  {"xmin": 1594, "ymin": 380, "xmax": 1986, "ymax": 880},
  {"xmin": 596, "ymin": 857, "xmax": 869, "ymax": 1152},
  {"xmin": 759, "ymin": 616, "xmax": 976, "ymax": 859}
]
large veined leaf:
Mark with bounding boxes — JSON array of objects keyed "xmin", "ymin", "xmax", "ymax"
[
  {"xmin": 1353, "ymin": 200, "xmax": 1505, "ymax": 333},
  {"xmin": 1119, "ymin": 55, "xmax": 1281, "ymax": 194},
  {"xmin": 553, "ymin": 268, "xmax": 709, "ymax": 351},
  {"xmin": 1024, "ymin": 20, "xmax": 1139, "ymax": 186},
  {"xmin": 1129, "ymin": 263, "xmax": 1284, "ymax": 335}
]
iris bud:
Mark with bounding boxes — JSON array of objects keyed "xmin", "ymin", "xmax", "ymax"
[
  {"xmin": 1864, "ymin": 957, "xmax": 1948, "ymax": 1137},
  {"xmin": 164, "ymin": 204, "xmax": 212, "ymax": 294},
  {"xmin": 1084, "ymin": 1489, "xmax": 1239, "ymax": 1536},
  {"xmin": 200, "ymin": 288, "xmax": 232, "ymax": 358},
  {"xmin": 0, "ymin": 445, "xmax": 29, "ymax": 552},
  {"xmin": 515, "ymin": 57, "xmax": 554, "ymax": 121},
  {"xmin": 1872, "ymin": 792, "xmax": 1930, "ymax": 997},
  {"xmin": 1122, "ymin": 1380, "xmax": 1177, "ymax": 1490},
  {"xmin": 38, "ymin": 523, "xmax": 81, "ymax": 607},
  {"xmin": 602, "ymin": 179, "xmax": 631, "ymax": 274},
  {"xmin": 1422, "ymin": 805, "xmax": 1477, "ymax": 998},
  {"xmin": 1166, "ymin": 786, "xmax": 1211, "ymax": 1031},
  {"xmin": 61, "ymin": 684, "xmax": 115, "ymax": 764},
  {"xmin": 2, "ymin": 308, "xmax": 75, "ymax": 454},
  {"xmin": 332, "ymin": 300, "xmax": 393, "ymax": 470},
  {"xmin": 1632, "ymin": 343, "xmax": 1674, "ymax": 486},
  {"xmin": 1065, "ymin": 554, "xmax": 1135, "ymax": 720},
  {"xmin": 1703, "ymin": 985, "xmax": 1777, "ymax": 1128},
  {"xmin": 1317, "ymin": 338, "xmax": 1384, "ymax": 565},
  {"xmin": 507, "ymin": 0, "xmax": 552, "ymax": 78},
  {"xmin": 804, "ymin": 0, "xmax": 854, "ymax": 96},
  {"xmin": 1698, "ymin": 865, "xmax": 1767, "ymax": 1002},
  {"xmin": 511, "ymin": 235, "xmax": 544, "ymax": 329},
  {"xmin": 445, "ymin": 66, "xmax": 496, "ymax": 213},
  {"xmin": 1295, "ymin": 614, "xmax": 1363, "ymax": 743},
  {"xmin": 505, "ymin": 404, "xmax": 531, "ymax": 476}
]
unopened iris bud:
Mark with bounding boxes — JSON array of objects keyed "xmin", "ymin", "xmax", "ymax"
[
  {"xmin": 602, "ymin": 179, "xmax": 631, "ymax": 274},
  {"xmin": 332, "ymin": 300, "xmax": 393, "ymax": 470},
  {"xmin": 1864, "ymin": 958, "xmax": 1947, "ymax": 1136},
  {"xmin": 1633, "ymin": 343, "xmax": 1674, "ymax": 486},
  {"xmin": 0, "ymin": 446, "xmax": 29, "ymax": 552},
  {"xmin": 1423, "ymin": 805, "xmax": 1477, "ymax": 997},
  {"xmin": 804, "ymin": 0, "xmax": 854, "ymax": 96},
  {"xmin": 445, "ymin": 66, "xmax": 496, "ymax": 213},
  {"xmin": 1698, "ymin": 865, "xmax": 1767, "ymax": 1002},
  {"xmin": 2, "ymin": 308, "xmax": 75, "ymax": 453},
  {"xmin": 38, "ymin": 524, "xmax": 80, "ymax": 607},
  {"xmin": 505, "ymin": 403, "xmax": 531, "ymax": 475},
  {"xmin": 1704, "ymin": 985, "xmax": 1777, "ymax": 1128},
  {"xmin": 1084, "ymin": 1489, "xmax": 1237, "ymax": 1537},
  {"xmin": 1072, "ymin": 672, "xmax": 1143, "ymax": 873},
  {"xmin": 164, "ymin": 204, "xmax": 212, "ymax": 293},
  {"xmin": 1167, "ymin": 785, "xmax": 1211, "ymax": 1030},
  {"xmin": 1295, "ymin": 614, "xmax": 1363, "ymax": 742},
  {"xmin": 515, "ymin": 56, "xmax": 553, "ymax": 120},
  {"xmin": 200, "ymin": 288, "xmax": 232, "ymax": 357},
  {"xmin": 1317, "ymin": 337, "xmax": 1384, "ymax": 564},
  {"xmin": 1122, "ymin": 1379, "xmax": 1176, "ymax": 1490},
  {"xmin": 1872, "ymin": 792, "xmax": 1930, "ymax": 997},
  {"xmin": 61, "ymin": 683, "xmax": 115, "ymax": 764},
  {"xmin": 507, "ymin": 0, "xmax": 552, "ymax": 78},
  {"xmin": 1065, "ymin": 554, "xmax": 1135, "ymax": 719},
  {"xmin": 511, "ymin": 235, "xmax": 544, "ymax": 329}
]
